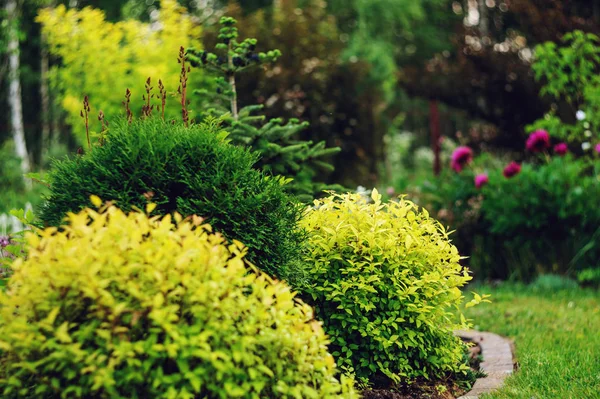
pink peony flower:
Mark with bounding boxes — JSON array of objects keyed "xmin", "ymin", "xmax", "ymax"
[
  {"xmin": 503, "ymin": 161, "xmax": 521, "ymax": 178},
  {"xmin": 451, "ymin": 146, "xmax": 473, "ymax": 172},
  {"xmin": 553, "ymin": 142, "xmax": 568, "ymax": 156},
  {"xmin": 474, "ymin": 174, "xmax": 489, "ymax": 189},
  {"xmin": 596, "ymin": 143, "xmax": 600, "ymax": 155},
  {"xmin": 526, "ymin": 130, "xmax": 550, "ymax": 153}
]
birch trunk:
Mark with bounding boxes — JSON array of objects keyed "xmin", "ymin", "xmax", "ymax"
[
  {"xmin": 40, "ymin": 28, "xmax": 50, "ymax": 154},
  {"xmin": 5, "ymin": 0, "xmax": 31, "ymax": 188}
]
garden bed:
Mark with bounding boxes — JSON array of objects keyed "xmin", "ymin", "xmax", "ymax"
[{"xmin": 359, "ymin": 330, "xmax": 514, "ymax": 399}]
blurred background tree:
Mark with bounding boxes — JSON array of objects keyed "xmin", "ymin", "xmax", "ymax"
[{"xmin": 2, "ymin": 0, "xmax": 600, "ymax": 195}]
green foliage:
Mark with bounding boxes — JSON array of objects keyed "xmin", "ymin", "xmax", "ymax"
[
  {"xmin": 532, "ymin": 30, "xmax": 600, "ymax": 103},
  {"xmin": 528, "ymin": 30, "xmax": 600, "ymax": 145},
  {"xmin": 408, "ymin": 152, "xmax": 600, "ymax": 281},
  {"xmin": 0, "ymin": 141, "xmax": 47, "ymax": 214},
  {"xmin": 36, "ymin": 0, "xmax": 207, "ymax": 145},
  {"xmin": 0, "ymin": 207, "xmax": 37, "ymax": 286},
  {"xmin": 0, "ymin": 204, "xmax": 357, "ymax": 398},
  {"xmin": 297, "ymin": 189, "xmax": 484, "ymax": 382},
  {"xmin": 529, "ymin": 274, "xmax": 580, "ymax": 292},
  {"xmin": 576, "ymin": 267, "xmax": 600, "ymax": 287},
  {"xmin": 481, "ymin": 157, "xmax": 599, "ymax": 234},
  {"xmin": 38, "ymin": 117, "xmax": 305, "ymax": 284},
  {"xmin": 477, "ymin": 157, "xmax": 600, "ymax": 280},
  {"xmin": 187, "ymin": 16, "xmax": 282, "ymax": 78},
  {"xmin": 329, "ymin": 0, "xmax": 456, "ymax": 101},
  {"xmin": 187, "ymin": 16, "xmax": 343, "ymax": 201}
]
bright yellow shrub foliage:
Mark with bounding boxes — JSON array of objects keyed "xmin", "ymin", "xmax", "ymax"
[
  {"xmin": 37, "ymin": 1, "xmax": 206, "ymax": 145},
  {"xmin": 0, "ymin": 201, "xmax": 357, "ymax": 398}
]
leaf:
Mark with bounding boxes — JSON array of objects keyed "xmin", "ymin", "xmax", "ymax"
[{"xmin": 90, "ymin": 195, "xmax": 102, "ymax": 208}]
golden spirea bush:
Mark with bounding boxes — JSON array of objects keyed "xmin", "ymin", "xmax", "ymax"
[
  {"xmin": 299, "ymin": 190, "xmax": 477, "ymax": 382},
  {"xmin": 0, "ymin": 200, "xmax": 356, "ymax": 399}
]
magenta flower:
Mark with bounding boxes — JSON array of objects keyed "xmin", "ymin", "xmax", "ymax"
[
  {"xmin": 386, "ymin": 186, "xmax": 395, "ymax": 196},
  {"xmin": 595, "ymin": 143, "xmax": 600, "ymax": 155},
  {"xmin": 526, "ymin": 130, "xmax": 550, "ymax": 153},
  {"xmin": 503, "ymin": 161, "xmax": 521, "ymax": 178},
  {"xmin": 553, "ymin": 142, "xmax": 568, "ymax": 156},
  {"xmin": 0, "ymin": 236, "xmax": 10, "ymax": 248},
  {"xmin": 474, "ymin": 174, "xmax": 489, "ymax": 189},
  {"xmin": 451, "ymin": 146, "xmax": 473, "ymax": 172}
]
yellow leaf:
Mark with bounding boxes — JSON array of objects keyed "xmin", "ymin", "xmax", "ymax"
[
  {"xmin": 371, "ymin": 188, "xmax": 381, "ymax": 203},
  {"xmin": 90, "ymin": 195, "xmax": 102, "ymax": 208},
  {"xmin": 146, "ymin": 203, "xmax": 157, "ymax": 214},
  {"xmin": 55, "ymin": 322, "xmax": 72, "ymax": 343}
]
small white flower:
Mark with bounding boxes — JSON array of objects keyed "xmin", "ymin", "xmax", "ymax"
[
  {"xmin": 585, "ymin": 130, "xmax": 593, "ymax": 138},
  {"xmin": 582, "ymin": 142, "xmax": 591, "ymax": 151},
  {"xmin": 576, "ymin": 110, "xmax": 586, "ymax": 121}
]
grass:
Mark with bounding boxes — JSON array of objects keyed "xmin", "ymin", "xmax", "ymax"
[{"xmin": 463, "ymin": 279, "xmax": 600, "ymax": 399}]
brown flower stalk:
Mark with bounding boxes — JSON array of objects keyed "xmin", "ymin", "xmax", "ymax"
[
  {"xmin": 98, "ymin": 110, "xmax": 108, "ymax": 146},
  {"xmin": 178, "ymin": 46, "xmax": 190, "ymax": 126},
  {"xmin": 80, "ymin": 96, "xmax": 91, "ymax": 150},
  {"xmin": 158, "ymin": 79, "xmax": 166, "ymax": 120},
  {"xmin": 123, "ymin": 88, "xmax": 133, "ymax": 124},
  {"xmin": 142, "ymin": 77, "xmax": 154, "ymax": 118}
]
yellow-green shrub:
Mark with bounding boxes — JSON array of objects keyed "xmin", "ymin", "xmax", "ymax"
[
  {"xmin": 298, "ymin": 190, "xmax": 475, "ymax": 382},
  {"xmin": 0, "ymin": 200, "xmax": 356, "ymax": 399}
]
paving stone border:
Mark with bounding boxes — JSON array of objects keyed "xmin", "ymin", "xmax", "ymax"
[{"xmin": 455, "ymin": 330, "xmax": 516, "ymax": 399}]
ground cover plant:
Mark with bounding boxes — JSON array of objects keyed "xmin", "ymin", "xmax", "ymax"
[
  {"xmin": 0, "ymin": 202, "xmax": 357, "ymax": 399},
  {"xmin": 464, "ymin": 279, "xmax": 600, "ymax": 398},
  {"xmin": 297, "ymin": 189, "xmax": 488, "ymax": 389},
  {"xmin": 38, "ymin": 117, "xmax": 305, "ymax": 284}
]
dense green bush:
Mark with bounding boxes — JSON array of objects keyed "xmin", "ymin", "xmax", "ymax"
[
  {"xmin": 0, "ymin": 203, "xmax": 356, "ymax": 398},
  {"xmin": 405, "ymin": 151, "xmax": 600, "ymax": 281},
  {"xmin": 478, "ymin": 156, "xmax": 600, "ymax": 280},
  {"xmin": 297, "ymin": 189, "xmax": 480, "ymax": 383},
  {"xmin": 38, "ymin": 118, "xmax": 304, "ymax": 283}
]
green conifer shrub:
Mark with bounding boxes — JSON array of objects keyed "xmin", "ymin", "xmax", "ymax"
[
  {"xmin": 38, "ymin": 118, "xmax": 304, "ymax": 283},
  {"xmin": 0, "ymin": 203, "xmax": 357, "ymax": 398},
  {"xmin": 298, "ymin": 189, "xmax": 487, "ymax": 383},
  {"xmin": 186, "ymin": 17, "xmax": 343, "ymax": 201}
]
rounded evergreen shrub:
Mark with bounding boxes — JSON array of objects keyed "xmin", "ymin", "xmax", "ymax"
[
  {"xmin": 38, "ymin": 118, "xmax": 304, "ymax": 282},
  {"xmin": 298, "ymin": 189, "xmax": 475, "ymax": 383},
  {"xmin": 0, "ymin": 203, "xmax": 356, "ymax": 398}
]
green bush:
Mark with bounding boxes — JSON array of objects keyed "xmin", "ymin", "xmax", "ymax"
[
  {"xmin": 0, "ymin": 203, "xmax": 356, "ymax": 398},
  {"xmin": 479, "ymin": 156, "xmax": 600, "ymax": 280},
  {"xmin": 0, "ymin": 141, "xmax": 47, "ymax": 214},
  {"xmin": 38, "ymin": 117, "xmax": 305, "ymax": 283},
  {"xmin": 297, "ymin": 189, "xmax": 479, "ymax": 383},
  {"xmin": 529, "ymin": 274, "xmax": 580, "ymax": 292}
]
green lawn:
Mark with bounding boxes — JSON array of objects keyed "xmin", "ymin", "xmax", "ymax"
[{"xmin": 463, "ymin": 281, "xmax": 600, "ymax": 399}]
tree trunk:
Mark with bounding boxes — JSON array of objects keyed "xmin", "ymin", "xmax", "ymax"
[
  {"xmin": 429, "ymin": 100, "xmax": 441, "ymax": 176},
  {"xmin": 5, "ymin": 0, "xmax": 31, "ymax": 188},
  {"xmin": 40, "ymin": 13, "xmax": 51, "ymax": 157},
  {"xmin": 478, "ymin": 0, "xmax": 489, "ymax": 38}
]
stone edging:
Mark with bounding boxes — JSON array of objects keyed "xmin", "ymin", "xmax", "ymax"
[{"xmin": 455, "ymin": 330, "xmax": 516, "ymax": 399}]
